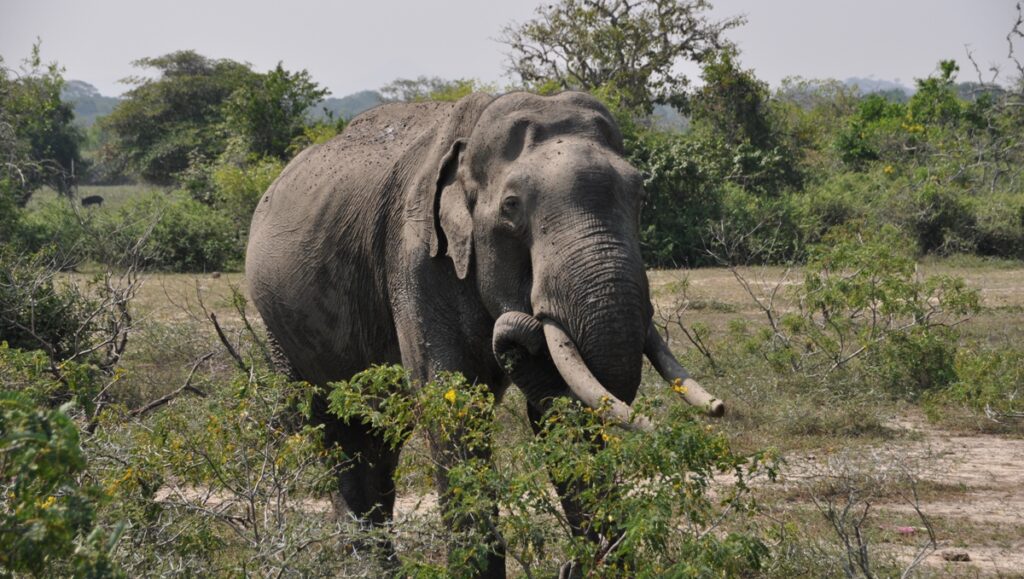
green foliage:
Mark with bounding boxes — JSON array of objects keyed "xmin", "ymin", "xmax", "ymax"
[
  {"xmin": 329, "ymin": 366, "xmax": 774, "ymax": 577},
  {"xmin": 209, "ymin": 156, "xmax": 284, "ymax": 231},
  {"xmin": 0, "ymin": 43, "xmax": 85, "ymax": 206},
  {"xmin": 501, "ymin": 0, "xmax": 744, "ymax": 115},
  {"xmin": 730, "ymin": 225, "xmax": 980, "ymax": 400},
  {"xmin": 287, "ymin": 116, "xmax": 348, "ymax": 155},
  {"xmin": 936, "ymin": 347, "xmax": 1024, "ymax": 417},
  {"xmin": 223, "ymin": 63, "xmax": 328, "ymax": 159},
  {"xmin": 908, "ymin": 60, "xmax": 963, "ymax": 126},
  {"xmin": 0, "ymin": 246, "xmax": 94, "ymax": 361},
  {"xmin": 98, "ymin": 51, "xmax": 258, "ymax": 185},
  {"xmin": 688, "ymin": 48, "xmax": 776, "ymax": 152},
  {"xmin": 623, "ymin": 124, "xmax": 802, "ymax": 267},
  {"xmin": 89, "ymin": 367, "xmax": 358, "ymax": 575},
  {"xmin": 13, "ymin": 197, "xmax": 95, "ymax": 266},
  {"xmin": 113, "ymin": 192, "xmax": 238, "ymax": 272},
  {"xmin": 782, "ymin": 60, "xmax": 1024, "ymax": 261},
  {"xmin": 627, "ymin": 129, "xmax": 724, "ymax": 266},
  {"xmin": 0, "ymin": 390, "xmax": 122, "ymax": 577}
]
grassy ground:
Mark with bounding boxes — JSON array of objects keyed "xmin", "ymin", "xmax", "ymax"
[{"xmin": 28, "ymin": 183, "xmax": 162, "ymax": 212}]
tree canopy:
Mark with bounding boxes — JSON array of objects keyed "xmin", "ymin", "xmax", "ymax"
[
  {"xmin": 98, "ymin": 51, "xmax": 256, "ymax": 185},
  {"xmin": 0, "ymin": 44, "xmax": 84, "ymax": 207},
  {"xmin": 500, "ymin": 0, "xmax": 742, "ymax": 114},
  {"xmin": 223, "ymin": 63, "xmax": 328, "ymax": 160}
]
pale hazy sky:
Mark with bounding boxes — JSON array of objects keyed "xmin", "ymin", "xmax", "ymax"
[{"xmin": 0, "ymin": 0, "xmax": 1018, "ymax": 98}]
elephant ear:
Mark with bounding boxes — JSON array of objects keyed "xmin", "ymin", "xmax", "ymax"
[{"xmin": 431, "ymin": 138, "xmax": 473, "ymax": 279}]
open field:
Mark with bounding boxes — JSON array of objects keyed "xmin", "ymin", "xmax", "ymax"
[
  {"xmin": 27, "ymin": 184, "xmax": 162, "ymax": 212},
  {"xmin": 111, "ymin": 260, "xmax": 1024, "ymax": 576}
]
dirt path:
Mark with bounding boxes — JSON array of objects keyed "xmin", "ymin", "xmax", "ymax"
[
  {"xmin": 888, "ymin": 416, "xmax": 1024, "ymax": 576},
  {"xmin": 779, "ymin": 412, "xmax": 1024, "ymax": 576}
]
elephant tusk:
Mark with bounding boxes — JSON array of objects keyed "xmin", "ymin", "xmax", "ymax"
[
  {"xmin": 644, "ymin": 325, "xmax": 725, "ymax": 417},
  {"xmin": 541, "ymin": 319, "xmax": 654, "ymax": 433}
]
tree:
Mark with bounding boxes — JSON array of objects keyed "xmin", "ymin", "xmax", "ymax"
[
  {"xmin": 0, "ymin": 44, "xmax": 84, "ymax": 207},
  {"xmin": 688, "ymin": 49, "xmax": 772, "ymax": 148},
  {"xmin": 98, "ymin": 51, "xmax": 257, "ymax": 185},
  {"xmin": 223, "ymin": 63, "xmax": 328, "ymax": 159},
  {"xmin": 500, "ymin": 0, "xmax": 742, "ymax": 114}
]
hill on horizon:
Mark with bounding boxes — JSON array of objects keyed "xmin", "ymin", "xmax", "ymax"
[{"xmin": 61, "ymin": 80, "xmax": 121, "ymax": 126}]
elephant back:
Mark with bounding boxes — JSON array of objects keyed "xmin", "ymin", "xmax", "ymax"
[{"xmin": 244, "ymin": 94, "xmax": 494, "ymax": 385}]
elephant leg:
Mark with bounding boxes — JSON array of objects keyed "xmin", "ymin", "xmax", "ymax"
[
  {"xmin": 428, "ymin": 422, "xmax": 506, "ymax": 579},
  {"xmin": 316, "ymin": 397, "xmax": 401, "ymax": 567},
  {"xmin": 526, "ymin": 402, "xmax": 600, "ymax": 544}
]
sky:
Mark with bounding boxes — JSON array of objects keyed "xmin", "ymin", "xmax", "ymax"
[{"xmin": 0, "ymin": 0, "xmax": 1019, "ymax": 98}]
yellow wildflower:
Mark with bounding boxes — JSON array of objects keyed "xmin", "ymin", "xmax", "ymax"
[
  {"xmin": 444, "ymin": 389, "xmax": 457, "ymax": 404},
  {"xmin": 883, "ymin": 165, "xmax": 894, "ymax": 174},
  {"xmin": 37, "ymin": 495, "xmax": 56, "ymax": 510},
  {"xmin": 671, "ymin": 378, "xmax": 688, "ymax": 395}
]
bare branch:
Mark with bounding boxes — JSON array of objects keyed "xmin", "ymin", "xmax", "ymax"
[
  {"xmin": 210, "ymin": 311, "xmax": 248, "ymax": 372},
  {"xmin": 129, "ymin": 352, "xmax": 213, "ymax": 417}
]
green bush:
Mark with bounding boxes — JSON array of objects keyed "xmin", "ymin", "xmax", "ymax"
[
  {"xmin": 0, "ymin": 390, "xmax": 122, "ymax": 577},
  {"xmin": 14, "ymin": 199, "xmax": 88, "ymax": 264},
  {"xmin": 627, "ymin": 129, "xmax": 725, "ymax": 266},
  {"xmin": 711, "ymin": 184, "xmax": 803, "ymax": 264},
  {"xmin": 0, "ymin": 246, "xmax": 95, "ymax": 362},
  {"xmin": 84, "ymin": 360, "xmax": 372, "ymax": 575},
  {"xmin": 329, "ymin": 365, "xmax": 775, "ymax": 577},
  {"xmin": 940, "ymin": 347, "xmax": 1024, "ymax": 417},
  {"xmin": 973, "ymin": 191, "xmax": 1024, "ymax": 258},
  {"xmin": 113, "ymin": 192, "xmax": 238, "ymax": 272},
  {"xmin": 869, "ymin": 327, "xmax": 959, "ymax": 398},
  {"xmin": 725, "ymin": 225, "xmax": 979, "ymax": 400},
  {"xmin": 210, "ymin": 156, "xmax": 283, "ymax": 233}
]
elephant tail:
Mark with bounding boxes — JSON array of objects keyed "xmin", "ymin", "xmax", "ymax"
[{"xmin": 267, "ymin": 331, "xmax": 304, "ymax": 382}]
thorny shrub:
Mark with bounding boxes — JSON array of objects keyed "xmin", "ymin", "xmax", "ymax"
[
  {"xmin": 728, "ymin": 225, "xmax": 980, "ymax": 397},
  {"xmin": 330, "ymin": 365, "xmax": 777, "ymax": 577}
]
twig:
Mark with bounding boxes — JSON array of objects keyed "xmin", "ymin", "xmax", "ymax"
[
  {"xmin": 210, "ymin": 312, "xmax": 248, "ymax": 372},
  {"xmin": 899, "ymin": 479, "xmax": 938, "ymax": 579},
  {"xmin": 130, "ymin": 352, "xmax": 213, "ymax": 417}
]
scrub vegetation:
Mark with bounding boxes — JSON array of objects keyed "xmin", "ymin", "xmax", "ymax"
[{"xmin": 3, "ymin": 1, "xmax": 1023, "ymax": 576}]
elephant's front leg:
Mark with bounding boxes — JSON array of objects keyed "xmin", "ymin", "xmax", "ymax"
[
  {"xmin": 401, "ymin": 353, "xmax": 508, "ymax": 578},
  {"xmin": 428, "ymin": 426, "xmax": 506, "ymax": 579}
]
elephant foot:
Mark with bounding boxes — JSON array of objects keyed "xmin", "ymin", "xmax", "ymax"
[{"xmin": 558, "ymin": 560, "xmax": 582, "ymax": 579}]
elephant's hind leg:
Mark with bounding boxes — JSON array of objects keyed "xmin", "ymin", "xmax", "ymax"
[{"xmin": 324, "ymin": 416, "xmax": 402, "ymax": 565}]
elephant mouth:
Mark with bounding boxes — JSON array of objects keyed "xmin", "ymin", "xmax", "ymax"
[{"xmin": 492, "ymin": 311, "xmax": 724, "ymax": 432}]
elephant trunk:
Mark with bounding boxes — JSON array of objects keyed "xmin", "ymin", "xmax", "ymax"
[
  {"xmin": 533, "ymin": 226, "xmax": 650, "ymax": 405},
  {"xmin": 542, "ymin": 319, "xmax": 653, "ymax": 432},
  {"xmin": 492, "ymin": 311, "xmax": 568, "ymax": 404}
]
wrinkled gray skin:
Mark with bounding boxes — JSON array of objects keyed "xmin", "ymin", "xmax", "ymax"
[{"xmin": 246, "ymin": 91, "xmax": 719, "ymax": 577}]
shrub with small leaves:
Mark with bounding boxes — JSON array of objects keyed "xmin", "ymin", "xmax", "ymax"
[
  {"xmin": 0, "ymin": 391, "xmax": 122, "ymax": 577},
  {"xmin": 328, "ymin": 365, "xmax": 775, "ymax": 577}
]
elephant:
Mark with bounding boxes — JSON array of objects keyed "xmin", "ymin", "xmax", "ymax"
[{"xmin": 245, "ymin": 91, "xmax": 724, "ymax": 576}]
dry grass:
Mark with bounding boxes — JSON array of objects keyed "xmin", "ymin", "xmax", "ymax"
[{"xmin": 29, "ymin": 184, "xmax": 163, "ymax": 212}]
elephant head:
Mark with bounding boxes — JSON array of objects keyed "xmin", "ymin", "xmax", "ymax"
[{"xmin": 430, "ymin": 92, "xmax": 723, "ymax": 429}]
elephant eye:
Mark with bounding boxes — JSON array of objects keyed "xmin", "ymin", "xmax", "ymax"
[{"xmin": 501, "ymin": 196, "xmax": 521, "ymax": 217}]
